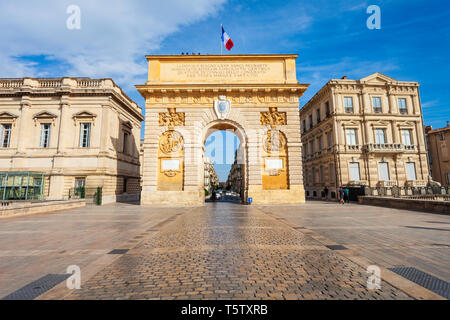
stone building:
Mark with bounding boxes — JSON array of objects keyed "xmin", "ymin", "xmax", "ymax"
[
  {"xmin": 300, "ymin": 73, "xmax": 429, "ymax": 199},
  {"xmin": 137, "ymin": 54, "xmax": 308, "ymax": 205},
  {"xmin": 226, "ymin": 148, "xmax": 244, "ymax": 195},
  {"xmin": 0, "ymin": 77, "xmax": 144, "ymax": 203},
  {"xmin": 204, "ymin": 156, "xmax": 218, "ymax": 192},
  {"xmin": 425, "ymin": 122, "xmax": 450, "ymax": 187}
]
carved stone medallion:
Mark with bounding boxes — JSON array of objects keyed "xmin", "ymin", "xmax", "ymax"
[{"xmin": 263, "ymin": 129, "xmax": 286, "ymax": 153}]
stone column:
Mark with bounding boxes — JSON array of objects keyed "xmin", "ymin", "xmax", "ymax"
[
  {"xmin": 362, "ymin": 92, "xmax": 370, "ymax": 114},
  {"xmin": 56, "ymin": 97, "xmax": 70, "ymax": 154},
  {"xmin": 412, "ymin": 93, "xmax": 420, "ymax": 115},
  {"xmin": 287, "ymin": 142, "xmax": 303, "ymax": 186},
  {"xmin": 16, "ymin": 96, "xmax": 31, "ymax": 154},
  {"xmin": 392, "ymin": 120, "xmax": 400, "ymax": 143},
  {"xmin": 99, "ymin": 104, "xmax": 111, "ymax": 155},
  {"xmin": 247, "ymin": 139, "xmax": 262, "ymax": 186},
  {"xmin": 415, "ymin": 121, "xmax": 425, "ymax": 151},
  {"xmin": 388, "ymin": 92, "xmax": 397, "ymax": 114}
]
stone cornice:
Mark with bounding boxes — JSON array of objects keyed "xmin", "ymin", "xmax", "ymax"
[
  {"xmin": 0, "ymin": 78, "xmax": 144, "ymax": 122},
  {"xmin": 137, "ymin": 84, "xmax": 308, "ymax": 94},
  {"xmin": 138, "ymin": 84, "xmax": 308, "ymax": 105},
  {"xmin": 300, "ymin": 83, "xmax": 331, "ymax": 115},
  {"xmin": 301, "ymin": 73, "xmax": 420, "ymax": 115},
  {"xmin": 145, "ymin": 54, "xmax": 299, "ymax": 60}
]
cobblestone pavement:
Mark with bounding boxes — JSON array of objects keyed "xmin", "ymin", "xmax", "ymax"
[
  {"xmin": 0, "ymin": 203, "xmax": 186, "ymax": 298},
  {"xmin": 68, "ymin": 203, "xmax": 411, "ymax": 300},
  {"xmin": 258, "ymin": 201, "xmax": 450, "ymax": 283}
]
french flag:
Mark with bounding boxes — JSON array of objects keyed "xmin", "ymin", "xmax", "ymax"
[{"xmin": 221, "ymin": 25, "xmax": 234, "ymax": 51}]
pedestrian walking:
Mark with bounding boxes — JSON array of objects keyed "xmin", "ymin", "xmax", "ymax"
[
  {"xmin": 339, "ymin": 187, "xmax": 345, "ymax": 204},
  {"xmin": 344, "ymin": 187, "xmax": 350, "ymax": 204}
]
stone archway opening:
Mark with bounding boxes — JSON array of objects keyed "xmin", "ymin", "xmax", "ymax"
[{"xmin": 203, "ymin": 121, "xmax": 248, "ymax": 204}]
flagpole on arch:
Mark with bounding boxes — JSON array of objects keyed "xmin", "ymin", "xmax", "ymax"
[{"xmin": 220, "ymin": 24, "xmax": 223, "ymax": 55}]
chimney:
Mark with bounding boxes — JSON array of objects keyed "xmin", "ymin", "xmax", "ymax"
[{"xmin": 341, "ymin": 76, "xmax": 347, "ymax": 80}]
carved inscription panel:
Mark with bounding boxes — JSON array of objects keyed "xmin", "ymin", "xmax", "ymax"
[{"xmin": 159, "ymin": 61, "xmax": 285, "ymax": 83}]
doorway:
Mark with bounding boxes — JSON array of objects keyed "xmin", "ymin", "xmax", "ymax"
[{"xmin": 203, "ymin": 122, "xmax": 247, "ymax": 204}]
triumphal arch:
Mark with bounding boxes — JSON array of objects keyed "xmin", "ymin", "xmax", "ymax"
[{"xmin": 137, "ymin": 54, "xmax": 308, "ymax": 206}]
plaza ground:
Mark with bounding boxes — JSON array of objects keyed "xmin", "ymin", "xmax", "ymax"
[{"xmin": 0, "ymin": 201, "xmax": 448, "ymax": 299}]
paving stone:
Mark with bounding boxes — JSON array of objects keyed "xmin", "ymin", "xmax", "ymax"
[{"xmin": 67, "ymin": 202, "xmax": 411, "ymax": 300}]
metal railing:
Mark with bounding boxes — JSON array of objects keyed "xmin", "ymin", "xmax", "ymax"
[
  {"xmin": 363, "ymin": 185, "xmax": 450, "ymax": 200},
  {"xmin": 68, "ymin": 187, "xmax": 102, "ymax": 205},
  {"xmin": 364, "ymin": 143, "xmax": 417, "ymax": 153}
]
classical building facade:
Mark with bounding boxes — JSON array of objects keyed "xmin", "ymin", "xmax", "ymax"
[
  {"xmin": 425, "ymin": 123, "xmax": 450, "ymax": 187},
  {"xmin": 137, "ymin": 54, "xmax": 308, "ymax": 206},
  {"xmin": 0, "ymin": 77, "xmax": 144, "ymax": 203},
  {"xmin": 226, "ymin": 148, "xmax": 244, "ymax": 195},
  {"xmin": 300, "ymin": 73, "xmax": 429, "ymax": 199},
  {"xmin": 204, "ymin": 156, "xmax": 218, "ymax": 192}
]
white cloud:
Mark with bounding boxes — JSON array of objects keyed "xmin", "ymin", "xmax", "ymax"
[
  {"xmin": 0, "ymin": 0, "xmax": 226, "ymax": 88},
  {"xmin": 421, "ymin": 100, "xmax": 439, "ymax": 109}
]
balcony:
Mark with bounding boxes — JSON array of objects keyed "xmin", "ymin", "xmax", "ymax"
[
  {"xmin": 348, "ymin": 180, "xmax": 368, "ymax": 186},
  {"xmin": 345, "ymin": 144, "xmax": 361, "ymax": 152},
  {"xmin": 377, "ymin": 180, "xmax": 397, "ymax": 187},
  {"xmin": 405, "ymin": 180, "xmax": 427, "ymax": 187},
  {"xmin": 403, "ymin": 144, "xmax": 416, "ymax": 151},
  {"xmin": 364, "ymin": 143, "xmax": 417, "ymax": 153},
  {"xmin": 373, "ymin": 107, "xmax": 382, "ymax": 113}
]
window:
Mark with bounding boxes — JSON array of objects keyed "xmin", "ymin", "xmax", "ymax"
[
  {"xmin": 344, "ymin": 97, "xmax": 354, "ymax": 113},
  {"xmin": 440, "ymin": 133, "xmax": 446, "ymax": 141},
  {"xmin": 40, "ymin": 123, "xmax": 51, "ymax": 148},
  {"xmin": 1, "ymin": 124, "xmax": 11, "ymax": 148},
  {"xmin": 401, "ymin": 129, "xmax": 412, "ymax": 145},
  {"xmin": 74, "ymin": 178, "xmax": 86, "ymax": 189},
  {"xmin": 311, "ymin": 140, "xmax": 315, "ymax": 154},
  {"xmin": 302, "ymin": 120, "xmax": 306, "ymax": 133},
  {"xmin": 327, "ymin": 131, "xmax": 333, "ymax": 147},
  {"xmin": 405, "ymin": 162, "xmax": 417, "ymax": 181},
  {"xmin": 446, "ymin": 173, "xmax": 450, "ymax": 184},
  {"xmin": 312, "ymin": 167, "xmax": 316, "ymax": 183},
  {"xmin": 374, "ymin": 129, "xmax": 386, "ymax": 144},
  {"xmin": 318, "ymin": 135, "xmax": 322, "ymax": 150},
  {"xmin": 122, "ymin": 132, "xmax": 129, "ymax": 153},
  {"xmin": 320, "ymin": 166, "xmax": 325, "ymax": 183},
  {"xmin": 349, "ymin": 162, "xmax": 360, "ymax": 181},
  {"xmin": 316, "ymin": 108, "xmax": 321, "ymax": 123},
  {"xmin": 346, "ymin": 129, "xmax": 357, "ymax": 145},
  {"xmin": 79, "ymin": 123, "xmax": 91, "ymax": 148},
  {"xmin": 398, "ymin": 98, "xmax": 408, "ymax": 114},
  {"xmin": 309, "ymin": 115, "xmax": 313, "ymax": 129},
  {"xmin": 372, "ymin": 97, "xmax": 382, "ymax": 113},
  {"xmin": 378, "ymin": 162, "xmax": 390, "ymax": 181},
  {"xmin": 325, "ymin": 101, "xmax": 330, "ymax": 117}
]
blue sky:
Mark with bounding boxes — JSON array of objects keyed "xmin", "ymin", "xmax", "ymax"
[
  {"xmin": 1, "ymin": 0, "xmax": 449, "ymax": 180},
  {"xmin": 205, "ymin": 130, "xmax": 240, "ymax": 181}
]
